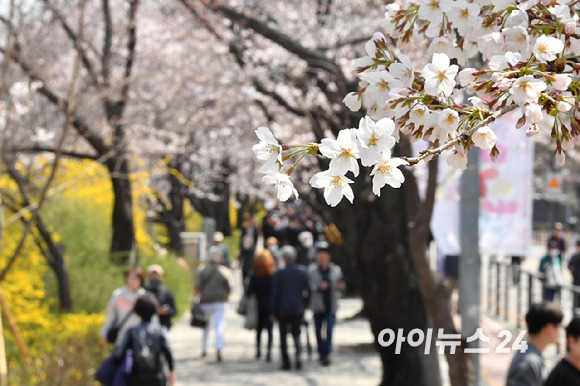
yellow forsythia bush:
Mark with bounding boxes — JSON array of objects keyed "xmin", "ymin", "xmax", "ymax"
[{"xmin": 1, "ymin": 157, "xmax": 159, "ymax": 385}]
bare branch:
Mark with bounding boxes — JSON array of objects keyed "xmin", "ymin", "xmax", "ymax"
[
  {"xmin": 7, "ymin": 146, "xmax": 98, "ymax": 161},
  {"xmin": 253, "ymin": 79, "xmax": 307, "ymax": 117},
  {"xmin": 121, "ymin": 0, "xmax": 139, "ymax": 102},
  {"xmin": 41, "ymin": 0, "xmax": 99, "ymax": 87},
  {"xmin": 0, "ymin": 45, "xmax": 110, "ymax": 156},
  {"xmin": 101, "ymin": 0, "xmax": 112, "ymax": 85}
]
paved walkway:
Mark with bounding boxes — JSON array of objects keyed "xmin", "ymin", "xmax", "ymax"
[
  {"xmin": 169, "ymin": 243, "xmax": 571, "ymax": 386},
  {"xmin": 169, "ymin": 273, "xmax": 381, "ymax": 385}
]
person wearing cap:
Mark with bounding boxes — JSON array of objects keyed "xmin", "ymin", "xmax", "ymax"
[
  {"xmin": 213, "ymin": 232, "xmax": 231, "ymax": 268},
  {"xmin": 270, "ymin": 245, "xmax": 311, "ymax": 371},
  {"xmin": 539, "ymin": 240, "xmax": 564, "ymax": 302},
  {"xmin": 144, "ymin": 264, "xmax": 177, "ymax": 330},
  {"xmin": 307, "ymin": 241, "xmax": 345, "ymax": 366}
]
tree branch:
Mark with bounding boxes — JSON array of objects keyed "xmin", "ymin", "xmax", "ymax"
[
  {"xmin": 404, "ymin": 105, "xmax": 519, "ymax": 165},
  {"xmin": 7, "ymin": 146, "xmax": 98, "ymax": 161},
  {"xmin": 0, "ymin": 45, "xmax": 110, "ymax": 156},
  {"xmin": 253, "ymin": 79, "xmax": 307, "ymax": 117},
  {"xmin": 121, "ymin": 0, "xmax": 139, "ymax": 103},
  {"xmin": 101, "ymin": 0, "xmax": 112, "ymax": 85},
  {"xmin": 203, "ymin": 2, "xmax": 351, "ymax": 96},
  {"xmin": 42, "ymin": 0, "xmax": 99, "ymax": 87}
]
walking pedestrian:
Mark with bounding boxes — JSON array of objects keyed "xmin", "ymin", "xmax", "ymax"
[
  {"xmin": 296, "ymin": 231, "xmax": 316, "ymax": 267},
  {"xmin": 115, "ymin": 294, "xmax": 176, "ymax": 386},
  {"xmin": 568, "ymin": 241, "xmax": 580, "ymax": 313},
  {"xmin": 270, "ymin": 246, "xmax": 311, "ymax": 371},
  {"xmin": 307, "ymin": 241, "xmax": 345, "ymax": 366},
  {"xmin": 213, "ymin": 232, "xmax": 232, "ymax": 268},
  {"xmin": 545, "ymin": 316, "xmax": 580, "ymax": 385},
  {"xmin": 506, "ymin": 302, "xmax": 563, "ymax": 386},
  {"xmin": 548, "ymin": 222, "xmax": 567, "ymax": 264},
  {"xmin": 100, "ymin": 267, "xmax": 146, "ymax": 348},
  {"xmin": 144, "ymin": 265, "xmax": 177, "ymax": 330},
  {"xmin": 247, "ymin": 249, "xmax": 275, "ymax": 362},
  {"xmin": 539, "ymin": 240, "xmax": 564, "ymax": 302},
  {"xmin": 195, "ymin": 246, "xmax": 233, "ymax": 361}
]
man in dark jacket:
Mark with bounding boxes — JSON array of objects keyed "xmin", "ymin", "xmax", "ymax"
[
  {"xmin": 144, "ymin": 265, "xmax": 177, "ymax": 330},
  {"xmin": 270, "ymin": 246, "xmax": 311, "ymax": 371}
]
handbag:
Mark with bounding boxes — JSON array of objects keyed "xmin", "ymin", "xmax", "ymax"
[
  {"xmin": 237, "ymin": 293, "xmax": 248, "ymax": 316},
  {"xmin": 106, "ymin": 311, "xmax": 133, "ymax": 344},
  {"xmin": 190, "ymin": 302, "xmax": 208, "ymax": 328},
  {"xmin": 243, "ymin": 294, "xmax": 258, "ymax": 330}
]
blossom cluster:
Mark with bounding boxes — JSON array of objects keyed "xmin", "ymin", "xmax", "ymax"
[
  {"xmin": 255, "ymin": 0, "xmax": 580, "ymax": 204},
  {"xmin": 253, "ymin": 117, "xmax": 408, "ymax": 206}
]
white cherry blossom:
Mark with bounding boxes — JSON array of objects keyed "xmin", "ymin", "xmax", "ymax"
[
  {"xmin": 446, "ymin": 149, "xmax": 468, "ymax": 170},
  {"xmin": 356, "ymin": 116, "xmax": 397, "ymax": 167},
  {"xmin": 448, "ymin": 1, "xmax": 481, "ymax": 36},
  {"xmin": 509, "ymin": 75, "xmax": 547, "ymax": 105},
  {"xmin": 409, "ymin": 104, "xmax": 431, "ymax": 126},
  {"xmin": 533, "ymin": 36, "xmax": 564, "ymax": 62},
  {"xmin": 370, "ymin": 150, "xmax": 409, "ymax": 194},
  {"xmin": 263, "ymin": 172, "xmax": 299, "ymax": 201},
  {"xmin": 472, "ymin": 125, "xmax": 497, "ymax": 149},
  {"xmin": 343, "ymin": 92, "xmax": 362, "ymax": 112},
  {"xmin": 421, "ymin": 53, "xmax": 458, "ymax": 97},
  {"xmin": 252, "ymin": 126, "xmax": 282, "ymax": 173},
  {"xmin": 309, "ymin": 171, "xmax": 354, "ymax": 207},
  {"xmin": 319, "ymin": 129, "xmax": 360, "ymax": 176},
  {"xmin": 525, "ymin": 103, "xmax": 543, "ymax": 124}
]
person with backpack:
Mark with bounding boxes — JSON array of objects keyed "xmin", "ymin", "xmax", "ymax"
[{"xmin": 115, "ymin": 294, "xmax": 175, "ymax": 386}]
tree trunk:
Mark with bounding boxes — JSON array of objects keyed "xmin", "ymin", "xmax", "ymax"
[
  {"xmin": 329, "ymin": 186, "xmax": 431, "ymax": 385},
  {"xmin": 108, "ymin": 158, "xmax": 136, "ymax": 265},
  {"xmin": 165, "ymin": 158, "xmax": 186, "ymax": 252},
  {"xmin": 35, "ymin": 219, "xmax": 73, "ymax": 312}
]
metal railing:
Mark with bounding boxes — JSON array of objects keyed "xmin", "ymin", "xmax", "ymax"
[{"xmin": 486, "ymin": 257, "xmax": 580, "ymax": 353}]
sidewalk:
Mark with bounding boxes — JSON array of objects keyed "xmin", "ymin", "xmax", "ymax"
[{"xmin": 169, "ymin": 273, "xmax": 381, "ymax": 385}]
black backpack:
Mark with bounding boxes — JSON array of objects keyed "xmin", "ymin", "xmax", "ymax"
[{"xmin": 129, "ymin": 325, "xmax": 166, "ymax": 386}]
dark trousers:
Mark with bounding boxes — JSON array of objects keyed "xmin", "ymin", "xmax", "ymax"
[
  {"xmin": 278, "ymin": 314, "xmax": 303, "ymax": 366},
  {"xmin": 544, "ymin": 288, "xmax": 559, "ymax": 302},
  {"xmin": 256, "ymin": 307, "xmax": 273, "ymax": 355},
  {"xmin": 314, "ymin": 312, "xmax": 336, "ymax": 359}
]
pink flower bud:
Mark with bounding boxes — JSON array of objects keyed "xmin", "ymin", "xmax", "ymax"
[
  {"xmin": 526, "ymin": 124, "xmax": 539, "ymax": 137},
  {"xmin": 552, "ymin": 74, "xmax": 571, "ymax": 91},
  {"xmin": 557, "ymin": 101, "xmax": 571, "ymax": 112},
  {"xmin": 555, "ymin": 149, "xmax": 566, "ymax": 166},
  {"xmin": 562, "ymin": 137, "xmax": 575, "ymax": 151},
  {"xmin": 566, "ymin": 21, "xmax": 576, "ymax": 35}
]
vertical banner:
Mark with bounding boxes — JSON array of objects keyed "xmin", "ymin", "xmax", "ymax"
[
  {"xmin": 478, "ymin": 112, "xmax": 534, "ymax": 256},
  {"xmin": 416, "ymin": 111, "xmax": 534, "ymax": 257}
]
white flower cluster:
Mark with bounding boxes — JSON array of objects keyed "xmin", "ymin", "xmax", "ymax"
[
  {"xmin": 252, "ymin": 116, "xmax": 407, "ymax": 206},
  {"xmin": 348, "ymin": 0, "xmax": 580, "ymax": 168},
  {"xmin": 255, "ymin": 0, "xmax": 580, "ymax": 204}
]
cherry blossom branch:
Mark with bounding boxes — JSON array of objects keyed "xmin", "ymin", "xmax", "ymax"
[{"xmin": 404, "ymin": 105, "xmax": 519, "ymax": 165}]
